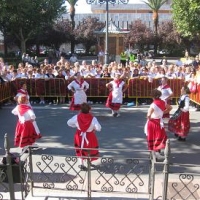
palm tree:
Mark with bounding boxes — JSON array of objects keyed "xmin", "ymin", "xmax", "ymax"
[
  {"xmin": 66, "ymin": 0, "xmax": 78, "ymax": 29},
  {"xmin": 143, "ymin": 0, "xmax": 167, "ymax": 54},
  {"xmin": 66, "ymin": 0, "xmax": 79, "ymax": 53}
]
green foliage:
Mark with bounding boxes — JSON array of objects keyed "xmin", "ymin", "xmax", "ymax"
[
  {"xmin": 0, "ymin": 0, "xmax": 66, "ymax": 52},
  {"xmin": 124, "ymin": 20, "xmax": 154, "ymax": 52},
  {"xmin": 172, "ymin": 0, "xmax": 200, "ymax": 38},
  {"xmin": 143, "ymin": 0, "xmax": 167, "ymax": 11},
  {"xmin": 74, "ymin": 17, "xmax": 104, "ymax": 53},
  {"xmin": 66, "ymin": 0, "xmax": 79, "ymax": 6}
]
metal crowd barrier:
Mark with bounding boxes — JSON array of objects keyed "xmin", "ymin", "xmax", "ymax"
[
  {"xmin": 0, "ymin": 78, "xmax": 200, "ymax": 105},
  {"xmin": 1, "ymin": 136, "xmax": 200, "ymax": 200},
  {"xmin": 0, "ymin": 134, "xmax": 29, "ymax": 200}
]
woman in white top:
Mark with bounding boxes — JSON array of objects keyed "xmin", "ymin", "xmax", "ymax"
[
  {"xmin": 67, "ymin": 72, "xmax": 89, "ymax": 111},
  {"xmin": 67, "ymin": 103, "xmax": 101, "ymax": 170}
]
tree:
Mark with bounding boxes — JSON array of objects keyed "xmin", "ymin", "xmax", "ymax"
[
  {"xmin": 143, "ymin": 0, "xmax": 167, "ymax": 53},
  {"xmin": 74, "ymin": 17, "xmax": 104, "ymax": 53},
  {"xmin": 172, "ymin": 0, "xmax": 200, "ymax": 39},
  {"xmin": 124, "ymin": 20, "xmax": 154, "ymax": 52},
  {"xmin": 0, "ymin": 0, "xmax": 66, "ymax": 54},
  {"xmin": 172, "ymin": 0, "xmax": 200, "ymax": 53},
  {"xmin": 158, "ymin": 21, "xmax": 183, "ymax": 55}
]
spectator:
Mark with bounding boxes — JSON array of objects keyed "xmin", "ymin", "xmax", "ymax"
[
  {"xmin": 192, "ymin": 55, "xmax": 200, "ymax": 69},
  {"xmin": 69, "ymin": 54, "xmax": 78, "ymax": 64}
]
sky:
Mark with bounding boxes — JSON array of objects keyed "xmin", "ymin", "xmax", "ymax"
[{"xmin": 66, "ymin": 0, "xmax": 144, "ymax": 14}]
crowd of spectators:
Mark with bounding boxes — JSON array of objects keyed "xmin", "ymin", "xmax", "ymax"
[{"xmin": 0, "ymin": 52, "xmax": 200, "ymax": 105}]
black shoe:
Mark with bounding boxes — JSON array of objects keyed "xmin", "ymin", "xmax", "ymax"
[
  {"xmin": 174, "ymin": 134, "xmax": 178, "ymax": 137},
  {"xmin": 78, "ymin": 165, "xmax": 88, "ymax": 171},
  {"xmin": 178, "ymin": 137, "xmax": 186, "ymax": 141},
  {"xmin": 113, "ymin": 113, "xmax": 117, "ymax": 117}
]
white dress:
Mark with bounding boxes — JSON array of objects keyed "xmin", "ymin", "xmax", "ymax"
[
  {"xmin": 67, "ymin": 80, "xmax": 89, "ymax": 105},
  {"xmin": 110, "ymin": 80, "xmax": 125, "ymax": 104}
]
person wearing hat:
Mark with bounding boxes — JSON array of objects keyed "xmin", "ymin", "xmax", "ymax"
[
  {"xmin": 11, "ymin": 95, "xmax": 42, "ymax": 150},
  {"xmin": 67, "ymin": 103, "xmax": 101, "ymax": 170},
  {"xmin": 106, "ymin": 72, "xmax": 128, "ymax": 117},
  {"xmin": 67, "ymin": 72, "xmax": 89, "ymax": 111}
]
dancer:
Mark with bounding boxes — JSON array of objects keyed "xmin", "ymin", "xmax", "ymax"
[
  {"xmin": 67, "ymin": 103, "xmax": 101, "ymax": 170},
  {"xmin": 106, "ymin": 73, "xmax": 128, "ymax": 117},
  {"xmin": 144, "ymin": 89, "xmax": 168, "ymax": 158},
  {"xmin": 168, "ymin": 86, "xmax": 191, "ymax": 141},
  {"xmin": 14, "ymin": 81, "xmax": 30, "ymax": 105},
  {"xmin": 12, "ymin": 95, "xmax": 42, "ymax": 149},
  {"xmin": 157, "ymin": 76, "xmax": 173, "ymax": 118},
  {"xmin": 67, "ymin": 72, "xmax": 89, "ymax": 111}
]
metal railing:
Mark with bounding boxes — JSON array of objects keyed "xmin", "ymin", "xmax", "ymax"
[{"xmin": 1, "ymin": 135, "xmax": 200, "ymax": 199}]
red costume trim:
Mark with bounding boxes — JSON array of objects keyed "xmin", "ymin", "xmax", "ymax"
[
  {"xmin": 18, "ymin": 104, "xmax": 32, "ymax": 116},
  {"xmin": 161, "ymin": 84, "xmax": 170, "ymax": 89},
  {"xmin": 77, "ymin": 113, "xmax": 93, "ymax": 132},
  {"xmin": 75, "ymin": 79, "xmax": 84, "ymax": 88},
  {"xmin": 18, "ymin": 89, "xmax": 28, "ymax": 95},
  {"xmin": 114, "ymin": 79, "xmax": 122, "ymax": 88},
  {"xmin": 153, "ymin": 99, "xmax": 166, "ymax": 111}
]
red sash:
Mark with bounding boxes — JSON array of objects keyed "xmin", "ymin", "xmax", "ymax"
[
  {"xmin": 17, "ymin": 89, "xmax": 28, "ymax": 95},
  {"xmin": 18, "ymin": 104, "xmax": 32, "ymax": 116},
  {"xmin": 153, "ymin": 99, "xmax": 166, "ymax": 111},
  {"xmin": 114, "ymin": 79, "xmax": 122, "ymax": 88},
  {"xmin": 77, "ymin": 113, "xmax": 93, "ymax": 132},
  {"xmin": 75, "ymin": 79, "xmax": 84, "ymax": 88}
]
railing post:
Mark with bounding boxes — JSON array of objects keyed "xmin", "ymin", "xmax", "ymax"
[
  {"xmin": 149, "ymin": 151, "xmax": 156, "ymax": 200},
  {"xmin": 162, "ymin": 139, "xmax": 170, "ymax": 200},
  {"xmin": 87, "ymin": 150, "xmax": 92, "ymax": 200},
  {"xmin": 28, "ymin": 146, "xmax": 34, "ymax": 196},
  {"xmin": 4, "ymin": 133, "xmax": 15, "ymax": 200}
]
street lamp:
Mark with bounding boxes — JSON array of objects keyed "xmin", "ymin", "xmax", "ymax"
[{"xmin": 86, "ymin": 0, "xmax": 129, "ymax": 65}]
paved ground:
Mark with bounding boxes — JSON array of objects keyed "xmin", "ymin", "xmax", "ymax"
[
  {"xmin": 1, "ymin": 103, "xmax": 200, "ymax": 164},
  {"xmin": 0, "ymin": 102, "xmax": 200, "ymax": 199}
]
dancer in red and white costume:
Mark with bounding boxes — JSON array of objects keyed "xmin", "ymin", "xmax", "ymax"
[
  {"xmin": 144, "ymin": 89, "xmax": 168, "ymax": 158},
  {"xmin": 106, "ymin": 73, "xmax": 128, "ymax": 117},
  {"xmin": 157, "ymin": 77, "xmax": 173, "ymax": 118},
  {"xmin": 12, "ymin": 95, "xmax": 42, "ymax": 149},
  {"xmin": 67, "ymin": 103, "xmax": 101, "ymax": 170},
  {"xmin": 67, "ymin": 72, "xmax": 89, "ymax": 111},
  {"xmin": 14, "ymin": 81, "xmax": 31, "ymax": 106}
]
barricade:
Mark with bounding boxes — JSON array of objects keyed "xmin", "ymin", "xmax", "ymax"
[
  {"xmin": 0, "ymin": 78, "xmax": 200, "ymax": 105},
  {"xmin": 11, "ymin": 78, "xmax": 67, "ymax": 97},
  {"xmin": 0, "ymin": 82, "xmax": 12, "ymax": 103}
]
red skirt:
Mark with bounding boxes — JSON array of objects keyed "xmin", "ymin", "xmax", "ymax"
[
  {"xmin": 147, "ymin": 119, "xmax": 167, "ymax": 151},
  {"xmin": 163, "ymin": 99, "xmax": 171, "ymax": 118},
  {"xmin": 69, "ymin": 96, "xmax": 81, "ymax": 111},
  {"xmin": 14, "ymin": 120, "xmax": 41, "ymax": 148},
  {"xmin": 74, "ymin": 130, "xmax": 99, "ymax": 161},
  {"xmin": 168, "ymin": 111, "xmax": 190, "ymax": 137},
  {"xmin": 105, "ymin": 92, "xmax": 121, "ymax": 110}
]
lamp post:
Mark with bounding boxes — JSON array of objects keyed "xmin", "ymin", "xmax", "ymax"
[{"xmin": 86, "ymin": 0, "xmax": 129, "ymax": 65}]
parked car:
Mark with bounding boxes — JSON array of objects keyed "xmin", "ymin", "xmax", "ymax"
[
  {"xmin": 75, "ymin": 49, "xmax": 86, "ymax": 54},
  {"xmin": 158, "ymin": 49, "xmax": 170, "ymax": 55}
]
